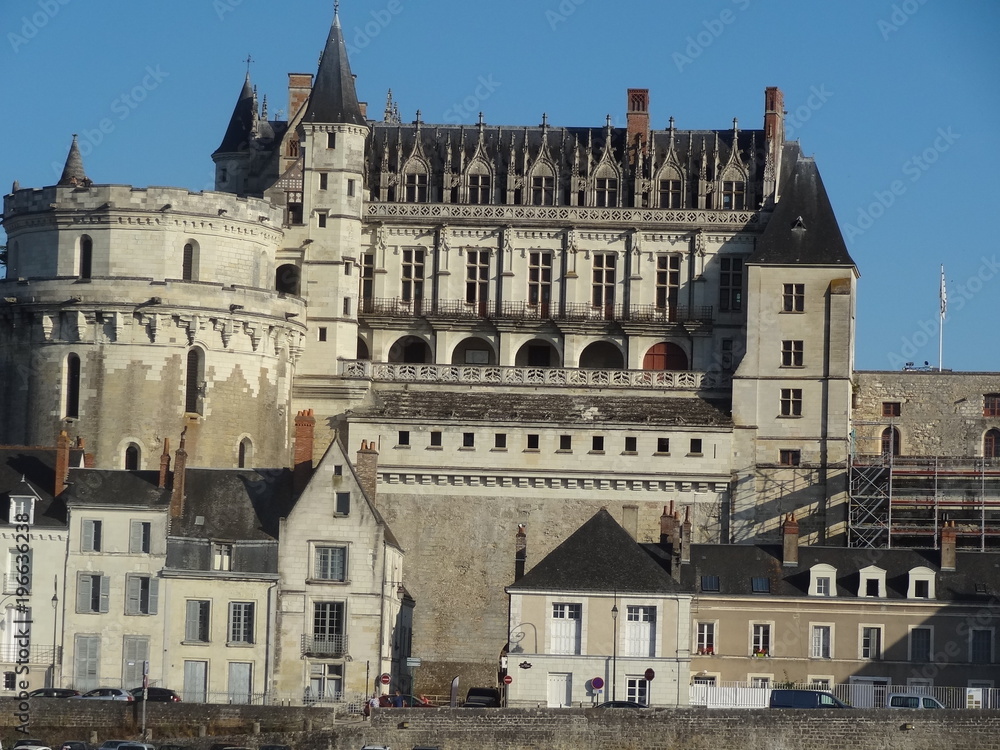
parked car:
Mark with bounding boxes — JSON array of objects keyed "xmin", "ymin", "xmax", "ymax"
[
  {"xmin": 97, "ymin": 742, "xmax": 134, "ymax": 750},
  {"xmin": 59, "ymin": 741, "xmax": 94, "ymax": 750},
  {"xmin": 378, "ymin": 693, "xmax": 432, "ymax": 707},
  {"xmin": 768, "ymin": 689, "xmax": 848, "ymax": 708},
  {"xmin": 75, "ymin": 688, "xmax": 134, "ymax": 702},
  {"xmin": 116, "ymin": 744, "xmax": 155, "ymax": 750},
  {"xmin": 13, "ymin": 740, "xmax": 50, "ymax": 749},
  {"xmin": 28, "ymin": 688, "xmax": 81, "ymax": 698},
  {"xmin": 129, "ymin": 686, "xmax": 181, "ymax": 702},
  {"xmin": 156, "ymin": 745, "xmax": 191, "ymax": 750},
  {"xmin": 464, "ymin": 687, "xmax": 501, "ymax": 707},
  {"xmin": 258, "ymin": 745, "xmax": 291, "ymax": 750},
  {"xmin": 886, "ymin": 693, "xmax": 945, "ymax": 709},
  {"xmin": 596, "ymin": 700, "xmax": 647, "ymax": 708}
]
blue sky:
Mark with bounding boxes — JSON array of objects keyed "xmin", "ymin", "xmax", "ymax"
[{"xmin": 2, "ymin": 0, "xmax": 998, "ymax": 372}]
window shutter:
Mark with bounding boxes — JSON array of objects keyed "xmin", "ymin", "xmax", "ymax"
[
  {"xmin": 125, "ymin": 575, "xmax": 140, "ymax": 615},
  {"xmin": 83, "ymin": 520, "xmax": 95, "ymax": 552},
  {"xmin": 93, "ymin": 520, "xmax": 102, "ymax": 551},
  {"xmin": 227, "ymin": 602, "xmax": 236, "ymax": 642},
  {"xmin": 76, "ymin": 573, "xmax": 92, "ymax": 613},
  {"xmin": 148, "ymin": 578, "xmax": 159, "ymax": 615},
  {"xmin": 99, "ymin": 575, "xmax": 110, "ymax": 613},
  {"xmin": 129, "ymin": 522, "xmax": 142, "ymax": 553},
  {"xmin": 185, "ymin": 601, "xmax": 199, "ymax": 641}
]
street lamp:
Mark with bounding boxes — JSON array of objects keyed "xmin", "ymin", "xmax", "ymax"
[
  {"xmin": 611, "ymin": 601, "xmax": 619, "ymax": 702},
  {"xmin": 51, "ymin": 579, "xmax": 59, "ymax": 688}
]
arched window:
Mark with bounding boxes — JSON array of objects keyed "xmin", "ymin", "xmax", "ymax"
[
  {"xmin": 656, "ymin": 169, "xmax": 683, "ymax": 209},
  {"xmin": 985, "ymin": 429, "xmax": 1000, "ymax": 459},
  {"xmin": 275, "ymin": 264, "xmax": 301, "ymax": 295},
  {"xmin": 65, "ymin": 353, "xmax": 81, "ymax": 419},
  {"xmin": 881, "ymin": 427, "xmax": 900, "ymax": 457},
  {"xmin": 593, "ymin": 166, "xmax": 619, "ymax": 208},
  {"xmin": 124, "ymin": 444, "xmax": 141, "ymax": 471},
  {"xmin": 185, "ymin": 348, "xmax": 204, "ymax": 414},
  {"xmin": 530, "ymin": 165, "xmax": 555, "ymax": 206},
  {"xmin": 466, "ymin": 163, "xmax": 491, "ymax": 205},
  {"xmin": 182, "ymin": 243, "xmax": 196, "ymax": 281},
  {"xmin": 403, "ymin": 163, "xmax": 429, "ymax": 203},
  {"xmin": 79, "ymin": 236, "xmax": 93, "ymax": 279},
  {"xmin": 643, "ymin": 342, "xmax": 689, "ymax": 371},
  {"xmin": 238, "ymin": 438, "xmax": 253, "ymax": 468}
]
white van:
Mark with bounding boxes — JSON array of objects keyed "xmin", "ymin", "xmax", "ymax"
[{"xmin": 886, "ymin": 693, "xmax": 945, "ymax": 709}]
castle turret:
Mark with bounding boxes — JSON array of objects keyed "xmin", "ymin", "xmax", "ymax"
[
  {"xmin": 213, "ymin": 74, "xmax": 258, "ymax": 194},
  {"xmin": 58, "ymin": 135, "xmax": 92, "ymax": 188}
]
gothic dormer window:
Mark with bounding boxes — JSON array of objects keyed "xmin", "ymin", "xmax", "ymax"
[
  {"xmin": 467, "ymin": 170, "xmax": 491, "ymax": 205},
  {"xmin": 404, "ymin": 171, "xmax": 428, "ymax": 202},
  {"xmin": 530, "ymin": 164, "xmax": 556, "ymax": 206},
  {"xmin": 594, "ymin": 175, "xmax": 618, "ymax": 208},
  {"xmin": 721, "ymin": 180, "xmax": 746, "ymax": 210}
]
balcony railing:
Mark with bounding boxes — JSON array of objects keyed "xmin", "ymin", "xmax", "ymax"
[
  {"xmin": 341, "ymin": 360, "xmax": 729, "ymax": 391},
  {"xmin": 301, "ymin": 634, "xmax": 348, "ymax": 658},
  {"xmin": 360, "ymin": 297, "xmax": 713, "ymax": 324},
  {"xmin": 0, "ymin": 644, "xmax": 60, "ymax": 663}
]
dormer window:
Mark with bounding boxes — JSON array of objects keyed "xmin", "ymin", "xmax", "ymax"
[
  {"xmin": 809, "ymin": 564, "xmax": 837, "ymax": 596},
  {"xmin": 858, "ymin": 565, "xmax": 886, "ymax": 598},
  {"xmin": 9, "ymin": 496, "xmax": 34, "ymax": 525},
  {"xmin": 721, "ymin": 181, "xmax": 745, "ymax": 210},
  {"xmin": 907, "ymin": 566, "xmax": 936, "ymax": 600}
]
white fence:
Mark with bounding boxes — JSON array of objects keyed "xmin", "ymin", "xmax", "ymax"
[{"xmin": 690, "ymin": 682, "xmax": 1000, "ymax": 709}]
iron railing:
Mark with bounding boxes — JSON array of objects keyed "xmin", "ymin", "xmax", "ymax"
[{"xmin": 300, "ymin": 633, "xmax": 348, "ymax": 658}]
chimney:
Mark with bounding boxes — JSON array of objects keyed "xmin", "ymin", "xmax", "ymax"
[
  {"xmin": 680, "ymin": 507, "xmax": 692, "ymax": 565},
  {"xmin": 622, "ymin": 504, "xmax": 639, "ymax": 540},
  {"xmin": 763, "ymin": 86, "xmax": 785, "ymax": 204},
  {"xmin": 170, "ymin": 429, "xmax": 188, "ymax": 519},
  {"xmin": 940, "ymin": 521, "xmax": 957, "ymax": 572},
  {"xmin": 158, "ymin": 438, "xmax": 172, "ymax": 490},
  {"xmin": 782, "ymin": 512, "xmax": 799, "ymax": 567},
  {"xmin": 288, "ymin": 73, "xmax": 314, "ymax": 121},
  {"xmin": 659, "ymin": 502, "xmax": 676, "ymax": 545},
  {"xmin": 355, "ymin": 438, "xmax": 379, "ymax": 503},
  {"xmin": 514, "ymin": 524, "xmax": 527, "ymax": 582},
  {"xmin": 293, "ymin": 409, "xmax": 316, "ymax": 495},
  {"xmin": 54, "ymin": 430, "xmax": 70, "ymax": 495},
  {"xmin": 626, "ymin": 88, "xmax": 650, "ymax": 162},
  {"xmin": 83, "ymin": 453, "xmax": 95, "ymax": 468}
]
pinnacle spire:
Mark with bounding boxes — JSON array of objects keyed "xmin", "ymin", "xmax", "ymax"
[
  {"xmin": 305, "ymin": 7, "xmax": 366, "ymax": 125},
  {"xmin": 213, "ymin": 72, "xmax": 257, "ymax": 155},
  {"xmin": 58, "ymin": 135, "xmax": 92, "ymax": 187}
]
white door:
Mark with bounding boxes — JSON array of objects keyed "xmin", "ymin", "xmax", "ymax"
[
  {"xmin": 547, "ymin": 672, "xmax": 572, "ymax": 707},
  {"xmin": 183, "ymin": 660, "xmax": 208, "ymax": 703},
  {"xmin": 228, "ymin": 662, "xmax": 253, "ymax": 704}
]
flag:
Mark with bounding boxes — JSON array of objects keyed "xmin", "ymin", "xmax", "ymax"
[{"xmin": 940, "ymin": 265, "xmax": 947, "ymax": 319}]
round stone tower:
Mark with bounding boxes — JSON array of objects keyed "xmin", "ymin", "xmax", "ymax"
[{"xmin": 0, "ymin": 137, "xmax": 306, "ymax": 469}]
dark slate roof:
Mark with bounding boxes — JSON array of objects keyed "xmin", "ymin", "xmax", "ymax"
[
  {"xmin": 509, "ymin": 509, "xmax": 681, "ymax": 594},
  {"xmin": 0, "ymin": 447, "xmax": 79, "ymax": 528},
  {"xmin": 57, "ymin": 135, "xmax": 90, "ymax": 186},
  {"xmin": 748, "ymin": 144, "xmax": 856, "ymax": 267},
  {"xmin": 349, "ymin": 390, "xmax": 732, "ymax": 428},
  {"xmin": 671, "ymin": 543, "xmax": 1000, "ymax": 602},
  {"xmin": 214, "ymin": 74, "xmax": 257, "ymax": 155},
  {"xmin": 304, "ymin": 13, "xmax": 366, "ymax": 126},
  {"xmin": 171, "ymin": 468, "xmax": 295, "ymax": 541},
  {"xmin": 65, "ymin": 469, "xmax": 171, "ymax": 508}
]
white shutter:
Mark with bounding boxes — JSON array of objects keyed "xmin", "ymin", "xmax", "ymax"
[
  {"xmin": 148, "ymin": 578, "xmax": 159, "ymax": 615},
  {"xmin": 82, "ymin": 520, "xmax": 95, "ymax": 552},
  {"xmin": 76, "ymin": 573, "xmax": 92, "ymax": 613},
  {"xmin": 99, "ymin": 575, "xmax": 110, "ymax": 613},
  {"xmin": 185, "ymin": 601, "xmax": 200, "ymax": 641},
  {"xmin": 126, "ymin": 575, "xmax": 140, "ymax": 615},
  {"xmin": 129, "ymin": 521, "xmax": 143, "ymax": 553}
]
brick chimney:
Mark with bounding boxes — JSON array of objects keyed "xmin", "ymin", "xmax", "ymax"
[
  {"xmin": 626, "ymin": 88, "xmax": 650, "ymax": 162},
  {"xmin": 288, "ymin": 74, "xmax": 313, "ymax": 121},
  {"xmin": 940, "ymin": 521, "xmax": 957, "ymax": 572},
  {"xmin": 293, "ymin": 409, "xmax": 316, "ymax": 495},
  {"xmin": 169, "ymin": 429, "xmax": 188, "ymax": 519},
  {"xmin": 514, "ymin": 524, "xmax": 527, "ymax": 582},
  {"xmin": 158, "ymin": 438, "xmax": 171, "ymax": 490},
  {"xmin": 659, "ymin": 502, "xmax": 676, "ymax": 545},
  {"xmin": 782, "ymin": 512, "xmax": 799, "ymax": 567},
  {"xmin": 680, "ymin": 506, "xmax": 692, "ymax": 565},
  {"xmin": 355, "ymin": 439, "xmax": 379, "ymax": 503},
  {"xmin": 622, "ymin": 503, "xmax": 639, "ymax": 540},
  {"xmin": 763, "ymin": 86, "xmax": 785, "ymax": 203},
  {"xmin": 54, "ymin": 430, "xmax": 70, "ymax": 496}
]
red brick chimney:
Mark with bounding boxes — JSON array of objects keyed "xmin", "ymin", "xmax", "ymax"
[
  {"xmin": 288, "ymin": 74, "xmax": 313, "ymax": 121},
  {"xmin": 54, "ymin": 430, "xmax": 70, "ymax": 496},
  {"xmin": 659, "ymin": 502, "xmax": 676, "ymax": 545},
  {"xmin": 355, "ymin": 439, "xmax": 379, "ymax": 503},
  {"xmin": 626, "ymin": 88, "xmax": 650, "ymax": 161},
  {"xmin": 293, "ymin": 409, "xmax": 316, "ymax": 495},
  {"xmin": 158, "ymin": 438, "xmax": 171, "ymax": 490},
  {"xmin": 514, "ymin": 524, "xmax": 527, "ymax": 582},
  {"xmin": 782, "ymin": 512, "xmax": 799, "ymax": 567},
  {"xmin": 170, "ymin": 429, "xmax": 188, "ymax": 519},
  {"xmin": 940, "ymin": 521, "xmax": 957, "ymax": 572}
]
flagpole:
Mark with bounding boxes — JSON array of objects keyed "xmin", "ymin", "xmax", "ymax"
[{"xmin": 938, "ymin": 265, "xmax": 946, "ymax": 372}]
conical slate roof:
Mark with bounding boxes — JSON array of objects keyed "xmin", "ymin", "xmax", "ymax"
[
  {"xmin": 57, "ymin": 135, "xmax": 91, "ymax": 187},
  {"xmin": 214, "ymin": 74, "xmax": 257, "ymax": 155},
  {"xmin": 508, "ymin": 508, "xmax": 680, "ymax": 594},
  {"xmin": 749, "ymin": 146, "xmax": 856, "ymax": 267},
  {"xmin": 304, "ymin": 11, "xmax": 366, "ymax": 126}
]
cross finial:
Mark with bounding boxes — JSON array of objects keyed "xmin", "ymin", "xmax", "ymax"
[
  {"xmin": 334, "ymin": 0, "xmax": 340, "ymax": 16},
  {"xmin": 244, "ymin": 54, "xmax": 253, "ymax": 74}
]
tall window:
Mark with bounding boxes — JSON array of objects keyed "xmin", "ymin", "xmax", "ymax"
[
  {"xmin": 910, "ymin": 627, "xmax": 932, "ymax": 662},
  {"xmin": 595, "ymin": 177, "xmax": 618, "ymax": 207},
  {"xmin": 185, "ymin": 348, "xmax": 204, "ymax": 414},
  {"xmin": 82, "ymin": 519, "xmax": 102, "ymax": 552},
  {"xmin": 626, "ymin": 678, "xmax": 649, "ymax": 706},
  {"xmin": 550, "ymin": 603, "xmax": 582, "ymax": 655},
  {"xmin": 592, "ymin": 254, "xmax": 615, "ymax": 310},
  {"xmin": 531, "ymin": 175, "xmax": 555, "ymax": 205},
  {"xmin": 314, "ymin": 546, "xmax": 347, "ymax": 582},
  {"xmin": 404, "ymin": 172, "xmax": 428, "ymax": 202},
  {"xmin": 228, "ymin": 602, "xmax": 255, "ymax": 644},
  {"xmin": 335, "ymin": 492, "xmax": 351, "ymax": 515},
  {"xmin": 970, "ymin": 629, "xmax": 993, "ymax": 664},
  {"xmin": 696, "ymin": 622, "xmax": 716, "ymax": 655},
  {"xmin": 721, "ymin": 181, "xmax": 746, "ymax": 210},
  {"xmin": 65, "ymin": 354, "xmax": 81, "ymax": 419},
  {"xmin": 129, "ymin": 521, "xmax": 151, "ymax": 554},
  {"xmin": 466, "ymin": 251, "xmax": 490, "ymax": 310},
  {"xmin": 122, "ymin": 637, "xmax": 149, "ymax": 692},
  {"xmin": 985, "ymin": 394, "xmax": 1000, "ymax": 417},
  {"xmin": 782, "ymin": 283, "xmax": 805, "ymax": 312},
  {"xmin": 7, "ymin": 548, "xmax": 32, "ymax": 592},
  {"xmin": 182, "ymin": 243, "xmax": 195, "ymax": 281},
  {"xmin": 658, "ymin": 179, "xmax": 682, "ymax": 208},
  {"xmin": 401, "ymin": 249, "xmax": 424, "ymax": 305},
  {"xmin": 781, "ymin": 340, "xmax": 804, "ymax": 367},
  {"xmin": 752, "ymin": 623, "xmax": 771, "ymax": 656},
  {"xmin": 308, "ymin": 663, "xmax": 343, "ymax": 702},
  {"xmin": 881, "ymin": 427, "xmax": 901, "ymax": 457},
  {"xmin": 238, "ymin": 437, "xmax": 253, "ymax": 468},
  {"xmin": 528, "ymin": 252, "xmax": 552, "ymax": 312},
  {"xmin": 79, "ymin": 236, "xmax": 93, "ymax": 279},
  {"xmin": 124, "ymin": 443, "xmax": 140, "ymax": 471},
  {"xmin": 125, "ymin": 574, "xmax": 159, "ymax": 615},
  {"xmin": 468, "ymin": 173, "xmax": 490, "ymax": 204},
  {"xmin": 213, "ymin": 543, "xmax": 233, "ymax": 572},
  {"xmin": 780, "ymin": 388, "xmax": 803, "ymax": 417},
  {"xmin": 810, "ymin": 625, "xmax": 831, "ymax": 658},
  {"xmin": 74, "ymin": 635, "xmax": 100, "ymax": 691},
  {"xmin": 985, "ymin": 429, "xmax": 1000, "ymax": 459},
  {"xmin": 719, "ymin": 257, "xmax": 743, "ymax": 312},
  {"xmin": 360, "ymin": 253, "xmax": 375, "ymax": 302},
  {"xmin": 861, "ymin": 626, "xmax": 882, "ymax": 659},
  {"xmin": 76, "ymin": 572, "xmax": 109, "ymax": 613},
  {"xmin": 624, "ymin": 606, "xmax": 656, "ymax": 658},
  {"xmin": 313, "ymin": 601, "xmax": 346, "ymax": 649},
  {"xmin": 185, "ymin": 600, "xmax": 210, "ymax": 642},
  {"xmin": 655, "ymin": 255, "xmax": 680, "ymax": 313}
]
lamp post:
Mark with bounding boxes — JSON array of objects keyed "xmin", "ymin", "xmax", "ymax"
[
  {"xmin": 50, "ymin": 576, "xmax": 58, "ymax": 688},
  {"xmin": 611, "ymin": 601, "xmax": 619, "ymax": 702}
]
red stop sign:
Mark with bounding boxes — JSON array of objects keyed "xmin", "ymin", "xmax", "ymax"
[
  {"xmin": 644, "ymin": 668, "xmax": 655, "ymax": 681},
  {"xmin": 380, "ymin": 673, "xmax": 391, "ymax": 685},
  {"xmin": 503, "ymin": 675, "xmax": 513, "ymax": 685}
]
